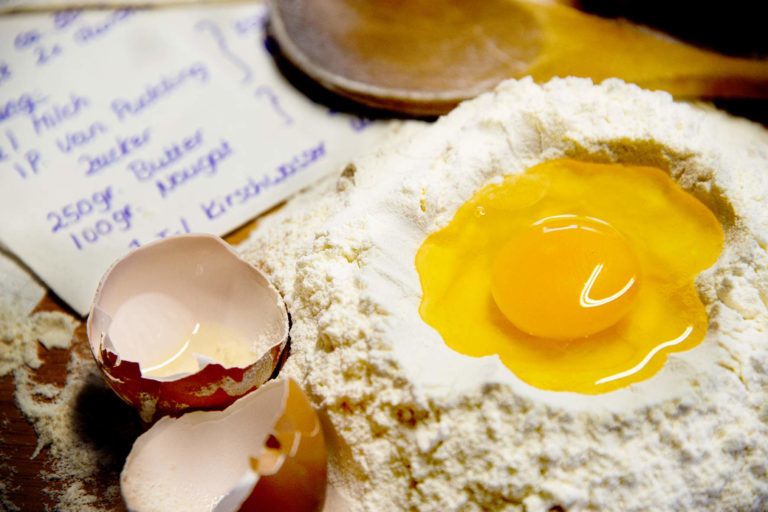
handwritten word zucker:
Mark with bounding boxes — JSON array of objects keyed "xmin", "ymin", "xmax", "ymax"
[
  {"xmin": 80, "ymin": 128, "xmax": 151, "ymax": 176},
  {"xmin": 111, "ymin": 63, "xmax": 209, "ymax": 122}
]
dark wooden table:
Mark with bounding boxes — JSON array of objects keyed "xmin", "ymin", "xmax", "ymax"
[{"xmin": 1, "ymin": 297, "xmax": 129, "ymax": 511}]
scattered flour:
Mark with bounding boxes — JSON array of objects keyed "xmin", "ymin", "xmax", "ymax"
[
  {"xmin": 0, "ymin": 248, "xmax": 75, "ymax": 382},
  {"xmin": 0, "ymin": 304, "xmax": 78, "ymax": 378},
  {"xmin": 242, "ymin": 78, "xmax": 768, "ymax": 511},
  {"xmin": 1, "ymin": 290, "xmax": 128, "ymax": 511}
]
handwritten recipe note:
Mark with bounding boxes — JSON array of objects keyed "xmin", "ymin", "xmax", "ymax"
[
  {"xmin": 0, "ymin": 4, "xmax": 389, "ymax": 315},
  {"xmin": 0, "ymin": 0, "xmax": 210, "ymax": 13}
]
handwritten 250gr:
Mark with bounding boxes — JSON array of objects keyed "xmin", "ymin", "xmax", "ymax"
[{"xmin": 46, "ymin": 186, "xmax": 135, "ymax": 250}]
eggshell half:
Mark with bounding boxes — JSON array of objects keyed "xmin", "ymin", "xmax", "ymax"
[
  {"xmin": 121, "ymin": 378, "xmax": 327, "ymax": 512},
  {"xmin": 86, "ymin": 234, "xmax": 289, "ymax": 423}
]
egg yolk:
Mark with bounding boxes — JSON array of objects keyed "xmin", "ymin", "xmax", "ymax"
[
  {"xmin": 415, "ymin": 159, "xmax": 723, "ymax": 393},
  {"xmin": 491, "ymin": 215, "xmax": 641, "ymax": 340}
]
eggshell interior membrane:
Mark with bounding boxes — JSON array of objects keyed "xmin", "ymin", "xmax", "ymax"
[
  {"xmin": 121, "ymin": 378, "xmax": 327, "ymax": 512},
  {"xmin": 86, "ymin": 234, "xmax": 289, "ymax": 421}
]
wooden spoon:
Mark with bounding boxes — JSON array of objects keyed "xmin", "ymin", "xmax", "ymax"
[{"xmin": 269, "ymin": 0, "xmax": 768, "ymax": 115}]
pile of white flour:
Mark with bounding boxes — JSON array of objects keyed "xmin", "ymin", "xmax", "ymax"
[{"xmin": 242, "ymin": 77, "xmax": 768, "ymax": 511}]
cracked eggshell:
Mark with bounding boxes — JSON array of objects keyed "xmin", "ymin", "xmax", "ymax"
[
  {"xmin": 121, "ymin": 378, "xmax": 327, "ymax": 512},
  {"xmin": 86, "ymin": 234, "xmax": 289, "ymax": 423}
]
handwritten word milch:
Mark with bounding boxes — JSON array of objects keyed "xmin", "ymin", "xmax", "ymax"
[
  {"xmin": 30, "ymin": 93, "xmax": 89, "ymax": 135},
  {"xmin": 80, "ymin": 127, "xmax": 151, "ymax": 176}
]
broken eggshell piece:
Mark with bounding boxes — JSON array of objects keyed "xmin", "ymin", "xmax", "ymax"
[
  {"xmin": 86, "ymin": 234, "xmax": 289, "ymax": 423},
  {"xmin": 121, "ymin": 378, "xmax": 327, "ymax": 512}
]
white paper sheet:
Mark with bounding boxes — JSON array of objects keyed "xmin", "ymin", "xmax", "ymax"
[
  {"xmin": 0, "ymin": 4, "xmax": 389, "ymax": 315},
  {"xmin": 0, "ymin": 248, "xmax": 46, "ymax": 313},
  {"xmin": 1, "ymin": 1, "xmax": 249, "ymax": 15}
]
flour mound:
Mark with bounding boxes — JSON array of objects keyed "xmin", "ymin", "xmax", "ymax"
[{"xmin": 243, "ymin": 78, "xmax": 768, "ymax": 511}]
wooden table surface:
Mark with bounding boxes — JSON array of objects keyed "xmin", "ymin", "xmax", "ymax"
[{"xmin": 1, "ymin": 294, "xmax": 130, "ymax": 512}]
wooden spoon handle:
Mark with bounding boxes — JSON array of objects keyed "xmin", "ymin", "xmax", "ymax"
[{"xmin": 527, "ymin": 3, "xmax": 768, "ymax": 99}]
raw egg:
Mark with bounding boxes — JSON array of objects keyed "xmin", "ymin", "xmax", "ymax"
[{"xmin": 415, "ymin": 159, "xmax": 723, "ymax": 393}]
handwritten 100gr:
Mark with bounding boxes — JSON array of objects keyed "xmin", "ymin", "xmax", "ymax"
[{"xmin": 46, "ymin": 185, "xmax": 134, "ymax": 250}]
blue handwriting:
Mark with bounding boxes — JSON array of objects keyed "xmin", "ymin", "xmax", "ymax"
[
  {"xmin": 201, "ymin": 141, "xmax": 325, "ymax": 221},
  {"xmin": 56, "ymin": 121, "xmax": 108, "ymax": 153},
  {"xmin": 196, "ymin": 20, "xmax": 252, "ymax": 84},
  {"xmin": 0, "ymin": 62, "xmax": 10, "ymax": 86},
  {"xmin": 69, "ymin": 203, "xmax": 134, "ymax": 251},
  {"xmin": 30, "ymin": 93, "xmax": 89, "ymax": 135},
  {"xmin": 13, "ymin": 28, "xmax": 63, "ymax": 67},
  {"xmin": 350, "ymin": 116, "xmax": 374, "ymax": 132},
  {"xmin": 80, "ymin": 127, "xmax": 151, "ymax": 176},
  {"xmin": 128, "ymin": 217, "xmax": 191, "ymax": 249},
  {"xmin": 14, "ymin": 30, "xmax": 42, "ymax": 50},
  {"xmin": 111, "ymin": 62, "xmax": 209, "ymax": 122},
  {"xmin": 18, "ymin": 150, "xmax": 41, "ymax": 178},
  {"xmin": 54, "ymin": 10, "xmax": 82, "ymax": 30},
  {"xmin": 155, "ymin": 139, "xmax": 233, "ymax": 198},
  {"xmin": 328, "ymin": 109, "xmax": 374, "ymax": 133},
  {"xmin": 255, "ymin": 86, "xmax": 293, "ymax": 125},
  {"xmin": 34, "ymin": 44, "xmax": 63, "ymax": 66},
  {"xmin": 5, "ymin": 150, "xmax": 42, "ymax": 179},
  {"xmin": 0, "ymin": 131, "xmax": 14, "ymax": 161},
  {"xmin": 233, "ymin": 10, "xmax": 267, "ymax": 36},
  {"xmin": 74, "ymin": 9, "xmax": 135, "ymax": 44},
  {"xmin": 4, "ymin": 130, "xmax": 18, "ymax": 151},
  {"xmin": 0, "ymin": 129, "xmax": 42, "ymax": 179},
  {"xmin": 47, "ymin": 185, "xmax": 114, "ymax": 233},
  {"xmin": 127, "ymin": 128, "xmax": 203, "ymax": 181},
  {"xmin": 0, "ymin": 93, "xmax": 46, "ymax": 124}
]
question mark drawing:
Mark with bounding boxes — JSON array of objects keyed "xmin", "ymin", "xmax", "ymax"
[
  {"xmin": 195, "ymin": 20, "xmax": 253, "ymax": 84},
  {"xmin": 255, "ymin": 85, "xmax": 294, "ymax": 126}
]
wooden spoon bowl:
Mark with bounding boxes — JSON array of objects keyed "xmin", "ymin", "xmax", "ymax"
[{"xmin": 269, "ymin": 0, "xmax": 768, "ymax": 115}]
